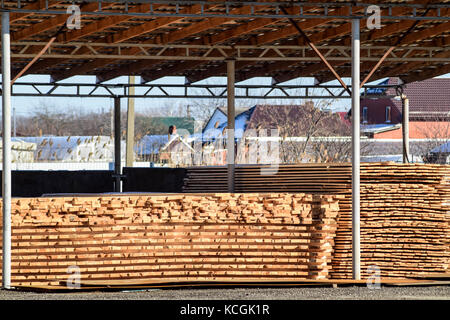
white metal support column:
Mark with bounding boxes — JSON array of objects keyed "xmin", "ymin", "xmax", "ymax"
[
  {"xmin": 402, "ymin": 95, "xmax": 410, "ymax": 163},
  {"xmin": 2, "ymin": 11, "xmax": 12, "ymax": 289},
  {"xmin": 351, "ymin": 18, "xmax": 361, "ymax": 281},
  {"xmin": 126, "ymin": 76, "xmax": 135, "ymax": 167},
  {"xmin": 226, "ymin": 59, "xmax": 235, "ymax": 193}
]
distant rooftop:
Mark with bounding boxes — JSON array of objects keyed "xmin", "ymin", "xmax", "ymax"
[{"xmin": 385, "ymin": 77, "xmax": 450, "ymax": 118}]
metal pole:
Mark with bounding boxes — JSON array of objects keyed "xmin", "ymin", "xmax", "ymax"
[
  {"xmin": 12, "ymin": 106, "xmax": 16, "ymax": 137},
  {"xmin": 226, "ymin": 59, "xmax": 235, "ymax": 193},
  {"xmin": 126, "ymin": 76, "xmax": 135, "ymax": 167},
  {"xmin": 2, "ymin": 11, "xmax": 12, "ymax": 289},
  {"xmin": 351, "ymin": 18, "xmax": 361, "ymax": 281},
  {"xmin": 114, "ymin": 96, "xmax": 121, "ymax": 192},
  {"xmin": 110, "ymin": 103, "xmax": 114, "ymax": 138},
  {"xmin": 402, "ymin": 96, "xmax": 410, "ymax": 163}
]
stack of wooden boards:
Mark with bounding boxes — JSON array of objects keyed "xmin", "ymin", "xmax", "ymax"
[
  {"xmin": 0, "ymin": 162, "xmax": 447, "ymax": 287},
  {"xmin": 182, "ymin": 164, "xmax": 353, "ymax": 194},
  {"xmin": 333, "ymin": 163, "xmax": 449, "ymax": 279},
  {"xmin": 182, "ymin": 162, "xmax": 450, "ymax": 279},
  {"xmin": 0, "ymin": 193, "xmax": 341, "ymax": 287}
]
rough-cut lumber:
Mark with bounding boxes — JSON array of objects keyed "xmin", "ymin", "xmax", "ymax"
[
  {"xmin": 182, "ymin": 162, "xmax": 450, "ymax": 279},
  {"xmin": 0, "ymin": 162, "xmax": 448, "ymax": 286},
  {"xmin": 0, "ymin": 193, "xmax": 340, "ymax": 287}
]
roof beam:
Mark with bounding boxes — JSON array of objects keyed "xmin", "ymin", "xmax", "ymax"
[
  {"xmin": 21, "ymin": 2, "xmax": 329, "ymax": 78},
  {"xmin": 132, "ymin": 17, "xmax": 286, "ymax": 83},
  {"xmin": 57, "ymin": 3, "xmax": 169, "ymax": 43},
  {"xmin": 99, "ymin": 9, "xmax": 319, "ymax": 82},
  {"xmin": 10, "ymin": 0, "xmax": 63, "ymax": 23},
  {"xmin": 12, "ymin": 1, "xmax": 449, "ymax": 83},
  {"xmin": 105, "ymin": 4, "xmax": 209, "ymax": 44},
  {"xmin": 400, "ymin": 62, "xmax": 450, "ymax": 83},
  {"xmin": 11, "ymin": 2, "xmax": 117, "ymax": 78},
  {"xmin": 186, "ymin": 19, "xmax": 352, "ymax": 83},
  {"xmin": 18, "ymin": 3, "xmax": 164, "ymax": 75},
  {"xmin": 346, "ymin": 50, "xmax": 450, "ymax": 84},
  {"xmin": 390, "ymin": 50, "xmax": 450, "ymax": 79},
  {"xmin": 58, "ymin": 4, "xmax": 351, "ymax": 82},
  {"xmin": 11, "ymin": 2, "xmax": 114, "ymax": 41},
  {"xmin": 189, "ymin": 2, "xmax": 432, "ymax": 83},
  {"xmin": 315, "ymin": 18, "xmax": 450, "ymax": 84},
  {"xmin": 244, "ymin": 5, "xmax": 449, "ymax": 84},
  {"xmin": 316, "ymin": 49, "xmax": 450, "ymax": 84},
  {"xmin": 43, "ymin": 6, "xmax": 210, "ymax": 81},
  {"xmin": 6, "ymin": 1, "xmax": 447, "ymax": 20},
  {"xmin": 50, "ymin": 4, "xmax": 254, "ymax": 82},
  {"xmin": 96, "ymin": 16, "xmax": 281, "ymax": 81},
  {"xmin": 231, "ymin": 1, "xmax": 442, "ymax": 84},
  {"xmin": 239, "ymin": 61, "xmax": 350, "ymax": 84},
  {"xmin": 233, "ymin": 5, "xmax": 434, "ymax": 84},
  {"xmin": 183, "ymin": 4, "xmax": 365, "ymax": 83},
  {"xmin": 380, "ymin": 21, "xmax": 450, "ymax": 46}
]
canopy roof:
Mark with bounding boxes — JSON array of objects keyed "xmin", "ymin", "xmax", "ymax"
[{"xmin": 4, "ymin": 1, "xmax": 450, "ymax": 84}]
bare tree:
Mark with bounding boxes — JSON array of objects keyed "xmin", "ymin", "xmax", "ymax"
[
  {"xmin": 414, "ymin": 115, "xmax": 450, "ymax": 163},
  {"xmin": 242, "ymin": 101, "xmax": 352, "ymax": 164}
]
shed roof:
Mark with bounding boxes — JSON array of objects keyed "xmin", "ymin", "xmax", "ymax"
[{"xmin": 5, "ymin": 1, "xmax": 450, "ymax": 85}]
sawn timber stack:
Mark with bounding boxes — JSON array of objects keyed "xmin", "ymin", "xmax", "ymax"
[
  {"xmin": 183, "ymin": 162, "xmax": 450, "ymax": 279},
  {"xmin": 0, "ymin": 193, "xmax": 341, "ymax": 287},
  {"xmin": 0, "ymin": 162, "xmax": 447, "ymax": 286}
]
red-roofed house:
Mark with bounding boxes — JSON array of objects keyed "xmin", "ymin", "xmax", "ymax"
[{"xmin": 360, "ymin": 77, "xmax": 450, "ymax": 139}]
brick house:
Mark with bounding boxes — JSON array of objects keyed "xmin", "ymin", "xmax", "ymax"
[{"xmin": 360, "ymin": 77, "xmax": 450, "ymax": 139}]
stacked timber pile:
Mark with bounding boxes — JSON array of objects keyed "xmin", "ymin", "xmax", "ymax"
[
  {"xmin": 182, "ymin": 162, "xmax": 450, "ymax": 279},
  {"xmin": 182, "ymin": 164, "xmax": 352, "ymax": 194},
  {"xmin": 332, "ymin": 162, "xmax": 450, "ymax": 279},
  {"xmin": 0, "ymin": 193, "xmax": 341, "ymax": 287}
]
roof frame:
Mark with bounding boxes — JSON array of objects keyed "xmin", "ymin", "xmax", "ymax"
[
  {"xmin": 4, "ymin": 1, "xmax": 450, "ymax": 21},
  {"xmin": 13, "ymin": 43, "xmax": 448, "ymax": 62},
  {"xmin": 5, "ymin": 1, "xmax": 450, "ymax": 84},
  {"xmin": 4, "ymin": 81, "xmax": 404, "ymax": 99}
]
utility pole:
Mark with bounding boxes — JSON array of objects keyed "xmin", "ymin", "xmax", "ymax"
[
  {"xmin": 114, "ymin": 97, "xmax": 121, "ymax": 192},
  {"xmin": 226, "ymin": 59, "xmax": 235, "ymax": 193},
  {"xmin": 126, "ymin": 76, "xmax": 135, "ymax": 167}
]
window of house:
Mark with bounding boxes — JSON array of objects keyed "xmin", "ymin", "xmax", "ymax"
[
  {"xmin": 362, "ymin": 107, "xmax": 368, "ymax": 124},
  {"xmin": 385, "ymin": 106, "xmax": 391, "ymax": 123}
]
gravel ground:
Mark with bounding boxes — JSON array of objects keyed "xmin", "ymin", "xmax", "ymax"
[{"xmin": 0, "ymin": 286, "xmax": 449, "ymax": 300}]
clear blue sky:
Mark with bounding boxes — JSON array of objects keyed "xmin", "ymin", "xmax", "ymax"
[{"xmin": 9, "ymin": 73, "xmax": 450, "ymax": 117}]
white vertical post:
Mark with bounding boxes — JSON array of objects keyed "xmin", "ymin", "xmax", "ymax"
[
  {"xmin": 402, "ymin": 96, "xmax": 409, "ymax": 163},
  {"xmin": 351, "ymin": 18, "xmax": 361, "ymax": 281},
  {"xmin": 126, "ymin": 76, "xmax": 135, "ymax": 167},
  {"xmin": 226, "ymin": 59, "xmax": 235, "ymax": 193},
  {"xmin": 2, "ymin": 11, "xmax": 12, "ymax": 289}
]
